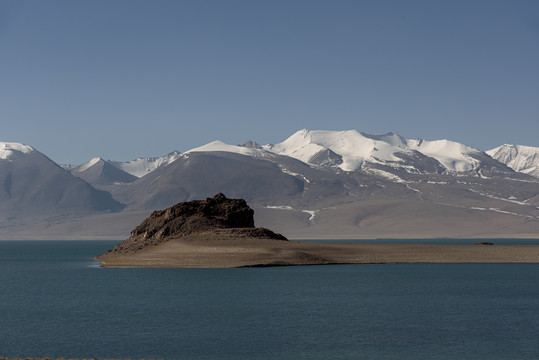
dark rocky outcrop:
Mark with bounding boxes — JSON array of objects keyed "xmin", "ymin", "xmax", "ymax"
[
  {"xmin": 474, "ymin": 242, "xmax": 494, "ymax": 245},
  {"xmin": 242, "ymin": 140, "xmax": 262, "ymax": 149},
  {"xmin": 102, "ymin": 193, "xmax": 287, "ymax": 254}
]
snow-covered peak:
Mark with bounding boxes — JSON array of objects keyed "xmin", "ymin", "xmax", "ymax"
[
  {"xmin": 76, "ymin": 157, "xmax": 103, "ymax": 172},
  {"xmin": 0, "ymin": 142, "xmax": 34, "ymax": 160},
  {"xmin": 406, "ymin": 138, "xmax": 480, "ymax": 172},
  {"xmin": 265, "ymin": 129, "xmax": 481, "ymax": 172},
  {"xmin": 487, "ymin": 144, "xmax": 539, "ymax": 178},
  {"xmin": 187, "ymin": 140, "xmax": 270, "ymax": 157},
  {"xmin": 178, "ymin": 129, "xmax": 483, "ymax": 173},
  {"xmin": 110, "ymin": 151, "xmax": 182, "ymax": 178},
  {"xmin": 264, "ymin": 129, "xmax": 405, "ymax": 171},
  {"xmin": 363, "ymin": 132, "xmax": 407, "ymax": 148}
]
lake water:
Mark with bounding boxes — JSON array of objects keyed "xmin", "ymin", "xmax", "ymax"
[{"xmin": 1, "ymin": 240, "xmax": 539, "ymax": 359}]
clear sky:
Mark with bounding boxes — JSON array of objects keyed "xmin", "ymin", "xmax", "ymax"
[{"xmin": 1, "ymin": 0, "xmax": 538, "ymax": 164}]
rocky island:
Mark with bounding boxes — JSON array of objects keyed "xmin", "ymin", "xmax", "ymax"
[
  {"xmin": 97, "ymin": 194, "xmax": 539, "ymax": 267},
  {"xmin": 97, "ymin": 193, "xmax": 327, "ymax": 267}
]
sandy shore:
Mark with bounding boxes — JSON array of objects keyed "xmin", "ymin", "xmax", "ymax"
[{"xmin": 96, "ymin": 233, "xmax": 539, "ymax": 268}]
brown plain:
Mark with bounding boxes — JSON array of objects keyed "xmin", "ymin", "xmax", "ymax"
[{"xmin": 97, "ymin": 231, "xmax": 539, "ymax": 268}]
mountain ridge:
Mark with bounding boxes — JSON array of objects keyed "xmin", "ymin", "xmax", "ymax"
[
  {"xmin": 487, "ymin": 144, "xmax": 539, "ymax": 178},
  {"xmin": 1, "ymin": 131, "xmax": 538, "ymax": 239},
  {"xmin": 61, "ymin": 130, "xmax": 539, "ymax": 179},
  {"xmin": 0, "ymin": 144, "xmax": 124, "ymax": 220},
  {"xmin": 70, "ymin": 158, "xmax": 138, "ymax": 186}
]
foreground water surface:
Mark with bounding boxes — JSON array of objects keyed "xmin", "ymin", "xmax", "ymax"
[{"xmin": 1, "ymin": 240, "xmax": 539, "ymax": 359}]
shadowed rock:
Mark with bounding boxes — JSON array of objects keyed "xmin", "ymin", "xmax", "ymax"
[{"xmin": 101, "ymin": 193, "xmax": 287, "ymax": 255}]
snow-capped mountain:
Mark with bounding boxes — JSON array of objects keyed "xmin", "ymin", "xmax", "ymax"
[
  {"xmin": 263, "ymin": 129, "xmax": 483, "ymax": 173},
  {"xmin": 2, "ymin": 131, "xmax": 538, "ymax": 240},
  {"xmin": 64, "ymin": 151, "xmax": 184, "ymax": 188},
  {"xmin": 487, "ymin": 144, "xmax": 539, "ymax": 178},
  {"xmin": 71, "ymin": 157, "xmax": 138, "ymax": 185},
  {"xmin": 65, "ymin": 151, "xmax": 183, "ymax": 179},
  {"xmin": 0, "ymin": 142, "xmax": 124, "ymax": 219},
  {"xmin": 110, "ymin": 150, "xmax": 309, "ymax": 210},
  {"xmin": 105, "ymin": 137, "xmax": 539, "ymax": 240},
  {"xmin": 187, "ymin": 141, "xmax": 273, "ymax": 158},
  {"xmin": 70, "ymin": 129, "xmax": 521, "ymax": 183},
  {"xmin": 109, "ymin": 151, "xmax": 182, "ymax": 178}
]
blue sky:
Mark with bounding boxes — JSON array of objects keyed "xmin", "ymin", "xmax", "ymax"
[{"xmin": 1, "ymin": 0, "xmax": 538, "ymax": 164}]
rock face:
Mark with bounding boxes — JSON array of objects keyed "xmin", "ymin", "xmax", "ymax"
[{"xmin": 102, "ymin": 193, "xmax": 287, "ymax": 254}]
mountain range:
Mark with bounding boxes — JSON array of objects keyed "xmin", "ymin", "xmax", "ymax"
[{"xmin": 1, "ymin": 130, "xmax": 538, "ymax": 239}]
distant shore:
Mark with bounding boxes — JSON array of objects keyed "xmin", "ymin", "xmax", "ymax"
[
  {"xmin": 96, "ymin": 233, "xmax": 539, "ymax": 268},
  {"xmin": 0, "ymin": 358, "xmax": 147, "ymax": 360}
]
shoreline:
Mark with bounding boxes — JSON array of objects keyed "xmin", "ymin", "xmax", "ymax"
[
  {"xmin": 289, "ymin": 235, "xmax": 539, "ymax": 240},
  {"xmin": 96, "ymin": 235, "xmax": 539, "ymax": 268},
  {"xmin": 2, "ymin": 234, "xmax": 539, "ymax": 241}
]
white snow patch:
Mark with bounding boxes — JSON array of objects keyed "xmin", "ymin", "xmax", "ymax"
[
  {"xmin": 279, "ymin": 166, "xmax": 310, "ymax": 183},
  {"xmin": 364, "ymin": 168, "xmax": 406, "ymax": 183},
  {"xmin": 488, "ymin": 208, "xmax": 521, "ymax": 216},
  {"xmin": 478, "ymin": 169, "xmax": 491, "ymax": 179},
  {"xmin": 434, "ymin": 202, "xmax": 533, "ymax": 219},
  {"xmin": 405, "ymin": 184, "xmax": 422, "ymax": 194},
  {"xmin": 0, "ymin": 142, "xmax": 34, "ymax": 160},
  {"xmin": 265, "ymin": 205, "xmax": 295, "ymax": 210},
  {"xmin": 468, "ymin": 189, "xmax": 530, "ymax": 206},
  {"xmin": 265, "ymin": 205, "xmax": 319, "ymax": 222},
  {"xmin": 485, "ymin": 208, "xmax": 534, "ymax": 219},
  {"xmin": 302, "ymin": 210, "xmax": 319, "ymax": 221},
  {"xmin": 77, "ymin": 157, "xmax": 102, "ymax": 172}
]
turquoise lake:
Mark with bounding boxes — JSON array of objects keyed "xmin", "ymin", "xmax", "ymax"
[{"xmin": 1, "ymin": 240, "xmax": 539, "ymax": 359}]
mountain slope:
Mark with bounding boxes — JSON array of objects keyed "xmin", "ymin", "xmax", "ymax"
[
  {"xmin": 487, "ymin": 144, "xmax": 539, "ymax": 178},
  {"xmin": 0, "ymin": 143, "xmax": 124, "ymax": 219},
  {"xmin": 71, "ymin": 157, "xmax": 138, "ymax": 186},
  {"xmin": 104, "ymin": 148, "xmax": 539, "ymax": 238},
  {"xmin": 111, "ymin": 151, "xmax": 308, "ymax": 210},
  {"xmin": 109, "ymin": 151, "xmax": 181, "ymax": 178}
]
